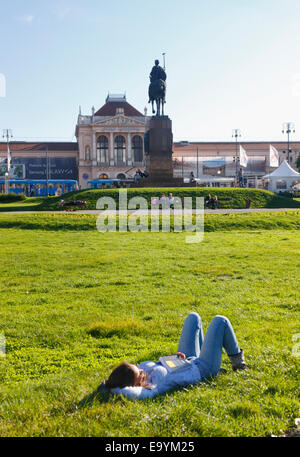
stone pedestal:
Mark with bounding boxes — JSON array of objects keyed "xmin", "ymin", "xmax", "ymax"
[{"xmin": 144, "ymin": 116, "xmax": 184, "ymax": 186}]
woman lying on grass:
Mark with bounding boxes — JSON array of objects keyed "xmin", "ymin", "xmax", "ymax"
[{"xmin": 99, "ymin": 313, "xmax": 247, "ymax": 399}]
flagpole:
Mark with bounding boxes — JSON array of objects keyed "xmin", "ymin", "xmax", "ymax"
[
  {"xmin": 196, "ymin": 146, "xmax": 199, "ymax": 178},
  {"xmin": 232, "ymin": 129, "xmax": 241, "ymax": 186},
  {"xmin": 2, "ymin": 129, "xmax": 13, "ymax": 174},
  {"xmin": 46, "ymin": 146, "xmax": 49, "ymax": 197},
  {"xmin": 282, "ymin": 122, "xmax": 295, "ymax": 164},
  {"xmin": 236, "ymin": 141, "xmax": 238, "ymax": 183},
  {"xmin": 162, "ymin": 52, "xmax": 166, "ymax": 70}
]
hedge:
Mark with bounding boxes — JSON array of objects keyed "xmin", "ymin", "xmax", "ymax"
[{"xmin": 0, "ymin": 193, "xmax": 26, "ymax": 203}]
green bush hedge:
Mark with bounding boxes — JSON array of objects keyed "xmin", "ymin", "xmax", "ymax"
[
  {"xmin": 39, "ymin": 187, "xmax": 300, "ymax": 210},
  {"xmin": 0, "ymin": 193, "xmax": 26, "ymax": 203}
]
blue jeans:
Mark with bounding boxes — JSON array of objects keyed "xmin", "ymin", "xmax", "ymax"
[{"xmin": 177, "ymin": 313, "xmax": 240, "ymax": 379}]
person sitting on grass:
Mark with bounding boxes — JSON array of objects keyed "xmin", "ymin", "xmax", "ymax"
[
  {"xmin": 168, "ymin": 192, "xmax": 175, "ymax": 209},
  {"xmin": 212, "ymin": 195, "xmax": 218, "ymax": 209},
  {"xmin": 159, "ymin": 193, "xmax": 168, "ymax": 208},
  {"xmin": 99, "ymin": 313, "xmax": 247, "ymax": 399},
  {"xmin": 204, "ymin": 193, "xmax": 212, "ymax": 207}
]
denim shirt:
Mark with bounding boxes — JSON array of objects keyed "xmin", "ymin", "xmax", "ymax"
[{"xmin": 110, "ymin": 359, "xmax": 202, "ymax": 400}]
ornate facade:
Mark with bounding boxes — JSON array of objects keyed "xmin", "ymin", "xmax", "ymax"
[{"xmin": 76, "ymin": 94, "xmax": 149, "ymax": 188}]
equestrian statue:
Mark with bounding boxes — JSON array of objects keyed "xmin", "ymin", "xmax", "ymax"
[{"xmin": 148, "ymin": 59, "xmax": 166, "ymax": 116}]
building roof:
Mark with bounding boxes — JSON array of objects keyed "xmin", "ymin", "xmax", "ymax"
[
  {"xmin": 94, "ymin": 95, "xmax": 144, "ymax": 117},
  {"xmin": 172, "ymin": 141, "xmax": 300, "ymax": 157},
  {"xmin": 173, "ymin": 140, "xmax": 300, "ymax": 147},
  {"xmin": 0, "ymin": 142, "xmax": 78, "ymax": 152},
  {"xmin": 105, "ymin": 94, "xmax": 127, "ymax": 102}
]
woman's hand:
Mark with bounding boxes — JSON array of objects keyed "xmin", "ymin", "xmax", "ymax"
[{"xmin": 175, "ymin": 352, "xmax": 186, "ymax": 359}]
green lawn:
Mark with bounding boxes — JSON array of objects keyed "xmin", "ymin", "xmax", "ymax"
[
  {"xmin": 0, "ymin": 213, "xmax": 299, "ymax": 437},
  {"xmin": 0, "ymin": 197, "xmax": 43, "ymax": 212}
]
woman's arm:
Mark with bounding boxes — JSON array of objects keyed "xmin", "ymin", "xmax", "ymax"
[
  {"xmin": 172, "ymin": 352, "xmax": 186, "ymax": 359},
  {"xmin": 111, "ymin": 385, "xmax": 159, "ymax": 400}
]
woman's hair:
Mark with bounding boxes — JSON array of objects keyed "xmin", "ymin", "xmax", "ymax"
[
  {"xmin": 105, "ymin": 362, "xmax": 136, "ymax": 389},
  {"xmin": 104, "ymin": 362, "xmax": 151, "ymax": 390}
]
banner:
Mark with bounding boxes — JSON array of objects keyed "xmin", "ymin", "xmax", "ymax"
[
  {"xmin": 269, "ymin": 145, "xmax": 279, "ymax": 167},
  {"xmin": 0, "ymin": 163, "xmax": 25, "ymax": 178},
  {"xmin": 12, "ymin": 157, "xmax": 78, "ymax": 180},
  {"xmin": 239, "ymin": 145, "xmax": 248, "ymax": 167}
]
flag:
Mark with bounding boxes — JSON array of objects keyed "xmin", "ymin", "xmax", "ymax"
[
  {"xmin": 269, "ymin": 145, "xmax": 279, "ymax": 167},
  {"xmin": 239, "ymin": 145, "xmax": 248, "ymax": 167},
  {"xmin": 7, "ymin": 143, "xmax": 11, "ymax": 172}
]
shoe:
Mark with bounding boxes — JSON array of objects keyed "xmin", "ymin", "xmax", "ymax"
[
  {"xmin": 228, "ymin": 349, "xmax": 247, "ymax": 371},
  {"xmin": 218, "ymin": 368, "xmax": 227, "ymax": 375}
]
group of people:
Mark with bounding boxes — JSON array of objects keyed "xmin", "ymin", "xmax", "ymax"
[
  {"xmin": 151, "ymin": 192, "xmax": 176, "ymax": 209},
  {"xmin": 134, "ymin": 169, "xmax": 149, "ymax": 184},
  {"xmin": 112, "ymin": 181, "xmax": 128, "ymax": 189},
  {"xmin": 151, "ymin": 193, "xmax": 219, "ymax": 210},
  {"xmin": 205, "ymin": 193, "xmax": 218, "ymax": 209}
]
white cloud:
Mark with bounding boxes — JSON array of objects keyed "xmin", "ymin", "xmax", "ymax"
[
  {"xmin": 18, "ymin": 15, "xmax": 35, "ymax": 24},
  {"xmin": 53, "ymin": 5, "xmax": 72, "ymax": 20}
]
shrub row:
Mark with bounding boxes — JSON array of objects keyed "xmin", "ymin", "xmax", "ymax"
[{"xmin": 0, "ymin": 193, "xmax": 26, "ymax": 203}]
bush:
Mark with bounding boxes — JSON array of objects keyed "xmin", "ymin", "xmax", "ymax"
[
  {"xmin": 277, "ymin": 191, "xmax": 293, "ymax": 198},
  {"xmin": 0, "ymin": 193, "xmax": 26, "ymax": 203}
]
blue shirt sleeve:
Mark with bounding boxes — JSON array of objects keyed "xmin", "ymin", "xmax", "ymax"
[{"xmin": 111, "ymin": 385, "xmax": 159, "ymax": 400}]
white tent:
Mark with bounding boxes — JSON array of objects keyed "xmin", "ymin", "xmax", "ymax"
[{"xmin": 263, "ymin": 160, "xmax": 300, "ymax": 193}]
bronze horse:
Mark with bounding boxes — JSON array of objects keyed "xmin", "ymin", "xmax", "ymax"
[{"xmin": 148, "ymin": 79, "xmax": 166, "ymax": 116}]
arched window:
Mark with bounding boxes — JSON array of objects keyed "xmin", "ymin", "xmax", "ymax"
[
  {"xmin": 115, "ymin": 135, "xmax": 126, "ymax": 164},
  {"xmin": 99, "ymin": 173, "xmax": 109, "ymax": 179},
  {"xmin": 117, "ymin": 173, "xmax": 126, "ymax": 180},
  {"xmin": 85, "ymin": 145, "xmax": 91, "ymax": 161},
  {"xmin": 132, "ymin": 135, "xmax": 143, "ymax": 163},
  {"xmin": 97, "ymin": 136, "xmax": 108, "ymax": 163}
]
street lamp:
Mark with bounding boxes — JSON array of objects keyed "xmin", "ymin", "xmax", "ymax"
[
  {"xmin": 282, "ymin": 122, "xmax": 295, "ymax": 164},
  {"xmin": 232, "ymin": 129, "xmax": 241, "ymax": 185},
  {"xmin": 4, "ymin": 172, "xmax": 9, "ymax": 194}
]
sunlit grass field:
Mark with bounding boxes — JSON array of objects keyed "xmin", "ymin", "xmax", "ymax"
[{"xmin": 0, "ymin": 213, "xmax": 299, "ymax": 437}]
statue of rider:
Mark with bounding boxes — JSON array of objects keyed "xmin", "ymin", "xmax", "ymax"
[
  {"xmin": 148, "ymin": 59, "xmax": 167, "ymax": 116},
  {"xmin": 150, "ymin": 59, "xmax": 166, "ymax": 83}
]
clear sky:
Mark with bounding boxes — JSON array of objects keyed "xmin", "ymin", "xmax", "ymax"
[{"xmin": 0, "ymin": 0, "xmax": 300, "ymax": 142}]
